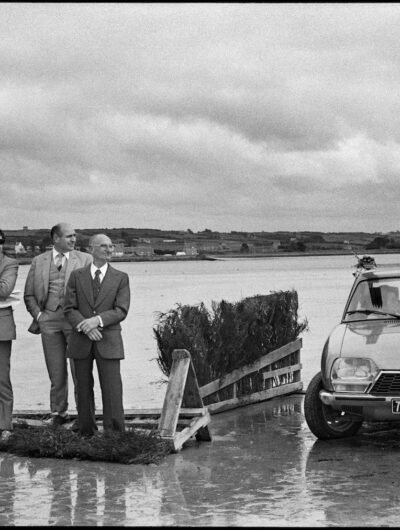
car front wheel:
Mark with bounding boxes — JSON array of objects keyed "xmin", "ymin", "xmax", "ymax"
[{"xmin": 304, "ymin": 372, "xmax": 363, "ymax": 439}]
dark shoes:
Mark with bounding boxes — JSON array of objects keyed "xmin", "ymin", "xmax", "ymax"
[
  {"xmin": 68, "ymin": 419, "xmax": 80, "ymax": 432},
  {"xmin": 44, "ymin": 414, "xmax": 70, "ymax": 428}
]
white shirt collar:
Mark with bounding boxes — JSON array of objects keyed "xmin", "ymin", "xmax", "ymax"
[
  {"xmin": 53, "ymin": 248, "xmax": 70, "ymax": 260},
  {"xmin": 90, "ymin": 262, "xmax": 108, "ymax": 280}
]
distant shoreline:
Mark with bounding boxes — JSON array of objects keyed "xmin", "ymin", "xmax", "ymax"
[{"xmin": 14, "ymin": 248, "xmax": 400, "ymax": 265}]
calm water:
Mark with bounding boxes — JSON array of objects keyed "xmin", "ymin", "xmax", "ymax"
[{"xmin": 10, "ymin": 253, "xmax": 400, "ymax": 412}]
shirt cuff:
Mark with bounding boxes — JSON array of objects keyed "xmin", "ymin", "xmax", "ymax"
[
  {"xmin": 97, "ymin": 315, "xmax": 104, "ymax": 328},
  {"xmin": 37, "ymin": 311, "xmax": 42, "ymax": 321}
]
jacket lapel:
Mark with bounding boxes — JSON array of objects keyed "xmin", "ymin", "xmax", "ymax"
[
  {"xmin": 65, "ymin": 251, "xmax": 76, "ymax": 292},
  {"xmin": 78, "ymin": 266, "xmax": 95, "ymax": 307},
  {"xmin": 41, "ymin": 252, "xmax": 52, "ymax": 300}
]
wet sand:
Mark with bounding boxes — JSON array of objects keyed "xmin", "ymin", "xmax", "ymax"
[{"xmin": 2, "ymin": 394, "xmax": 400, "ymax": 526}]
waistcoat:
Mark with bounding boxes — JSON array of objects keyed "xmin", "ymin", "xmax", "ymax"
[{"xmin": 45, "ymin": 259, "xmax": 67, "ymax": 310}]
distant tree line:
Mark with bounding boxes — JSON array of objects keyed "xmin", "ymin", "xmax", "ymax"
[{"xmin": 366, "ymin": 236, "xmax": 400, "ymax": 250}]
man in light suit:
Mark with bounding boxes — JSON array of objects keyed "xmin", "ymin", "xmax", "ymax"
[
  {"xmin": 24, "ymin": 223, "xmax": 92, "ymax": 426},
  {"xmin": 0, "ymin": 230, "xmax": 18, "ymax": 441},
  {"xmin": 64, "ymin": 233, "xmax": 130, "ymax": 436}
]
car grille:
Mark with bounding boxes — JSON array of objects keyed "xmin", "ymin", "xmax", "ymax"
[{"xmin": 369, "ymin": 372, "xmax": 400, "ymax": 395}]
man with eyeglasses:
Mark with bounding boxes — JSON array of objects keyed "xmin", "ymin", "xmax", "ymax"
[
  {"xmin": 24, "ymin": 223, "xmax": 92, "ymax": 427},
  {"xmin": 64, "ymin": 234, "xmax": 130, "ymax": 436}
]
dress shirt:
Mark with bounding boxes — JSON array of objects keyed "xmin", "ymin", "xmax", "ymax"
[
  {"xmin": 90, "ymin": 263, "xmax": 108, "ymax": 328},
  {"xmin": 52, "ymin": 249, "xmax": 69, "ymax": 268},
  {"xmin": 90, "ymin": 263, "xmax": 108, "ymax": 282}
]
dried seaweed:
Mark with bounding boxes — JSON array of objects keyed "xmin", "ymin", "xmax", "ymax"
[
  {"xmin": 154, "ymin": 290, "xmax": 308, "ymax": 386},
  {"xmin": 0, "ymin": 424, "xmax": 171, "ymax": 464}
]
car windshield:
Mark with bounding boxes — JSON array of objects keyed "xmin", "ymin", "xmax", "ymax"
[{"xmin": 344, "ymin": 278, "xmax": 400, "ymax": 321}]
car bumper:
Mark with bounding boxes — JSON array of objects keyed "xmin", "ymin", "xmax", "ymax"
[{"xmin": 319, "ymin": 390, "xmax": 400, "ymax": 421}]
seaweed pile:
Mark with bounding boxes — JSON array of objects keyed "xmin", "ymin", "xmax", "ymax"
[
  {"xmin": 0, "ymin": 424, "xmax": 171, "ymax": 464},
  {"xmin": 154, "ymin": 290, "xmax": 308, "ymax": 387}
]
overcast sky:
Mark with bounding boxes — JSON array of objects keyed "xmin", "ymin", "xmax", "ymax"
[{"xmin": 2, "ymin": 3, "xmax": 400, "ymax": 233}]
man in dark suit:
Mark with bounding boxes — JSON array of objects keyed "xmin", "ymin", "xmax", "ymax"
[
  {"xmin": 64, "ymin": 234, "xmax": 130, "ymax": 436},
  {"xmin": 24, "ymin": 223, "xmax": 92, "ymax": 426}
]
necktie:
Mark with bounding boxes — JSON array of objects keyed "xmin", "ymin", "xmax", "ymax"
[
  {"xmin": 55, "ymin": 253, "xmax": 64, "ymax": 271},
  {"xmin": 93, "ymin": 269, "xmax": 101, "ymax": 300}
]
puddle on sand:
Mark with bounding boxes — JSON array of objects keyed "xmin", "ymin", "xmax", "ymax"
[{"xmin": 2, "ymin": 395, "xmax": 400, "ymax": 526}]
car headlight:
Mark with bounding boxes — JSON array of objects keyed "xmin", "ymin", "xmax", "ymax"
[{"xmin": 331, "ymin": 357, "xmax": 378, "ymax": 392}]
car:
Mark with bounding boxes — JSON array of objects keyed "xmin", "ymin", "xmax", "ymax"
[{"xmin": 305, "ymin": 254, "xmax": 400, "ymax": 439}]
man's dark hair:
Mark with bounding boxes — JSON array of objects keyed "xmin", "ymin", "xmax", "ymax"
[
  {"xmin": 50, "ymin": 224, "xmax": 64, "ymax": 241},
  {"xmin": 0, "ymin": 229, "xmax": 5, "ymax": 245}
]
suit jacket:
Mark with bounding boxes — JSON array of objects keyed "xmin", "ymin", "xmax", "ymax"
[
  {"xmin": 0, "ymin": 255, "xmax": 18, "ymax": 341},
  {"xmin": 64, "ymin": 264, "xmax": 130, "ymax": 360},
  {"xmin": 24, "ymin": 249, "xmax": 92, "ymax": 333}
]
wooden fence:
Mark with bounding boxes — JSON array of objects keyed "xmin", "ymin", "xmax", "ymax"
[{"xmin": 199, "ymin": 338, "xmax": 302, "ymax": 414}]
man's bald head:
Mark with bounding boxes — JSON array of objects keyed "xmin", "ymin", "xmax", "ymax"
[{"xmin": 51, "ymin": 223, "xmax": 77, "ymax": 253}]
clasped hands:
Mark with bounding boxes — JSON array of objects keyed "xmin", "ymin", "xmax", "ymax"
[{"xmin": 76, "ymin": 316, "xmax": 103, "ymax": 341}]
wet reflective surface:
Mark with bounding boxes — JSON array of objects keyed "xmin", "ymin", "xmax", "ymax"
[{"xmin": 2, "ymin": 394, "xmax": 400, "ymax": 525}]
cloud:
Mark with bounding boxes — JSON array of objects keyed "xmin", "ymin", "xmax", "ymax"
[{"xmin": 2, "ymin": 3, "xmax": 400, "ymax": 232}]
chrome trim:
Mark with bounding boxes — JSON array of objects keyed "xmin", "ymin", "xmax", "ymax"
[{"xmin": 320, "ymin": 390, "xmax": 390, "ymax": 406}]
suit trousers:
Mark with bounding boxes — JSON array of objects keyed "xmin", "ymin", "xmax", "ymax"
[
  {"xmin": 74, "ymin": 342, "xmax": 125, "ymax": 436},
  {"xmin": 0, "ymin": 341, "xmax": 13, "ymax": 430},
  {"xmin": 39, "ymin": 307, "xmax": 77, "ymax": 416}
]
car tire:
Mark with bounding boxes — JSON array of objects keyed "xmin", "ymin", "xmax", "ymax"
[{"xmin": 304, "ymin": 372, "xmax": 363, "ymax": 439}]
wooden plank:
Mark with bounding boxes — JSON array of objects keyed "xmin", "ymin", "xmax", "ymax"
[
  {"xmin": 125, "ymin": 408, "xmax": 163, "ymax": 417},
  {"xmin": 205, "ymin": 381, "xmax": 303, "ymax": 414},
  {"xmin": 183, "ymin": 359, "xmax": 205, "ymax": 408},
  {"xmin": 126, "ymin": 418, "xmax": 194, "ymax": 428},
  {"xmin": 181, "ymin": 354, "xmax": 212, "ymax": 442},
  {"xmin": 199, "ymin": 338, "xmax": 302, "ymax": 397},
  {"xmin": 262, "ymin": 363, "xmax": 302, "ymax": 381},
  {"xmin": 126, "ymin": 408, "xmax": 205, "ymax": 418},
  {"xmin": 126, "ymin": 418, "xmax": 161, "ymax": 426},
  {"xmin": 12, "ymin": 407, "xmax": 207, "ymax": 420},
  {"xmin": 158, "ymin": 349, "xmax": 191, "ymax": 437},
  {"xmin": 171, "ymin": 412, "xmax": 211, "ymax": 452},
  {"xmin": 13, "ymin": 418, "xmax": 47, "ymax": 428}
]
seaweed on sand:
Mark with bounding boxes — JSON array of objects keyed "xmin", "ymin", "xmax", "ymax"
[
  {"xmin": 0, "ymin": 424, "xmax": 171, "ymax": 464},
  {"xmin": 154, "ymin": 290, "xmax": 308, "ymax": 387}
]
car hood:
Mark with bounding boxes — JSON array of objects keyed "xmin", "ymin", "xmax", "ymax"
[{"xmin": 341, "ymin": 319, "xmax": 400, "ymax": 367}]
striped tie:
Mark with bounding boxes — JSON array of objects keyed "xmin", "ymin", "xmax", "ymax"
[
  {"xmin": 55, "ymin": 253, "xmax": 64, "ymax": 271},
  {"xmin": 93, "ymin": 269, "xmax": 101, "ymax": 300}
]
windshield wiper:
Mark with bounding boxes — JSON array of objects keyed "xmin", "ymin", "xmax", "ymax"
[{"xmin": 346, "ymin": 309, "xmax": 400, "ymax": 319}]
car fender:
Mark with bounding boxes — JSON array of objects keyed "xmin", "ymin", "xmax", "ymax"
[{"xmin": 321, "ymin": 323, "xmax": 347, "ymax": 391}]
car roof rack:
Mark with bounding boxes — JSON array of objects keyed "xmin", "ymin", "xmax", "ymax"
[{"xmin": 353, "ymin": 254, "xmax": 377, "ymax": 277}]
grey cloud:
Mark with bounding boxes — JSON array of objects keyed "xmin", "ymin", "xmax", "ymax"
[{"xmin": 2, "ymin": 3, "xmax": 400, "ymax": 231}]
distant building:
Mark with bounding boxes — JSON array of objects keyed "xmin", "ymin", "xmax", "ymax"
[
  {"xmin": 112, "ymin": 242, "xmax": 124, "ymax": 257},
  {"xmin": 15, "ymin": 242, "xmax": 26, "ymax": 255},
  {"xmin": 133, "ymin": 244, "xmax": 154, "ymax": 257},
  {"xmin": 183, "ymin": 242, "xmax": 198, "ymax": 256}
]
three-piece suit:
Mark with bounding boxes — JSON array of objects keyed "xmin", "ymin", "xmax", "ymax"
[
  {"xmin": 23, "ymin": 249, "xmax": 92, "ymax": 416},
  {"xmin": 64, "ymin": 264, "xmax": 130, "ymax": 435},
  {"xmin": 0, "ymin": 254, "xmax": 18, "ymax": 430}
]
